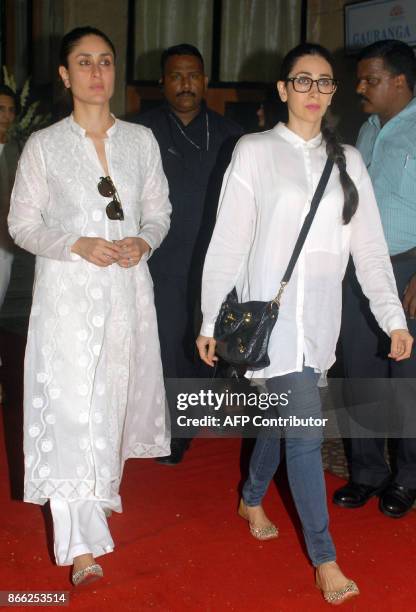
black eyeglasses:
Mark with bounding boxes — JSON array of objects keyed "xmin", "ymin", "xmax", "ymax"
[
  {"xmin": 97, "ymin": 176, "xmax": 124, "ymax": 220},
  {"xmin": 286, "ymin": 76, "xmax": 338, "ymax": 94}
]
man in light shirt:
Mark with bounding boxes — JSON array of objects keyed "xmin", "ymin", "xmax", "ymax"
[{"xmin": 334, "ymin": 40, "xmax": 416, "ymax": 518}]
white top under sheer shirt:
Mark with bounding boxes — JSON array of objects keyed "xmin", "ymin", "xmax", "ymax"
[{"xmin": 200, "ymin": 122, "xmax": 407, "ymax": 378}]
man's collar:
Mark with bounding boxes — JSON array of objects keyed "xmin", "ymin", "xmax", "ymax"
[
  {"xmin": 368, "ymin": 114, "xmax": 381, "ymax": 129},
  {"xmin": 165, "ymin": 99, "xmax": 207, "ymax": 126},
  {"xmin": 369, "ymin": 97, "xmax": 416, "ymax": 129}
]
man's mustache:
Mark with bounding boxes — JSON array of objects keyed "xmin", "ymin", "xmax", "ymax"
[
  {"xmin": 358, "ymin": 94, "xmax": 370, "ymax": 103},
  {"xmin": 176, "ymin": 91, "xmax": 196, "ymax": 97}
]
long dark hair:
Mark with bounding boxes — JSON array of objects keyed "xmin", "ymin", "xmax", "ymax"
[
  {"xmin": 59, "ymin": 26, "xmax": 116, "ymax": 68},
  {"xmin": 280, "ymin": 43, "xmax": 358, "ymax": 224}
]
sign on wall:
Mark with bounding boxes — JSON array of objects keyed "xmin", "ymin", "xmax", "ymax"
[{"xmin": 345, "ymin": 0, "xmax": 416, "ymax": 52}]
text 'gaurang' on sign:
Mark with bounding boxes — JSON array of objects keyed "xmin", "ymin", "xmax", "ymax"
[{"xmin": 345, "ymin": 0, "xmax": 416, "ymax": 53}]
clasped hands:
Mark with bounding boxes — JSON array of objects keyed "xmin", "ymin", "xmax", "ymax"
[{"xmin": 71, "ymin": 236, "xmax": 150, "ymax": 268}]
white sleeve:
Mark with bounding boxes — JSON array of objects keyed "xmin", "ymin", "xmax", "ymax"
[
  {"xmin": 350, "ymin": 155, "xmax": 407, "ymax": 334},
  {"xmin": 7, "ymin": 133, "xmax": 81, "ymax": 261},
  {"xmin": 137, "ymin": 132, "xmax": 171, "ymax": 253},
  {"xmin": 200, "ymin": 143, "xmax": 256, "ymax": 337}
]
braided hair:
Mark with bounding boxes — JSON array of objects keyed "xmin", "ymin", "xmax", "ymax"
[{"xmin": 280, "ymin": 43, "xmax": 358, "ymax": 224}]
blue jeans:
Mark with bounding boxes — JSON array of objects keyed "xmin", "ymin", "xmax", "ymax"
[{"xmin": 242, "ymin": 367, "xmax": 336, "ymax": 567}]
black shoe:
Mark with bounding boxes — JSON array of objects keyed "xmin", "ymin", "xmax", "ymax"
[
  {"xmin": 155, "ymin": 438, "xmax": 191, "ymax": 466},
  {"xmin": 333, "ymin": 478, "xmax": 390, "ymax": 508},
  {"xmin": 379, "ymin": 483, "xmax": 416, "ymax": 518}
]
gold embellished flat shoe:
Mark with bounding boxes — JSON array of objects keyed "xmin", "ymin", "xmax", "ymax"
[
  {"xmin": 316, "ymin": 577, "xmax": 360, "ymax": 606},
  {"xmin": 238, "ymin": 499, "xmax": 278, "ymax": 541},
  {"xmin": 72, "ymin": 563, "xmax": 103, "ymax": 587}
]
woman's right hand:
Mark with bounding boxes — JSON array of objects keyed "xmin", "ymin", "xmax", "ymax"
[
  {"xmin": 71, "ymin": 237, "xmax": 120, "ymax": 267},
  {"xmin": 196, "ymin": 335, "xmax": 218, "ymax": 367},
  {"xmin": 388, "ymin": 328, "xmax": 414, "ymax": 361}
]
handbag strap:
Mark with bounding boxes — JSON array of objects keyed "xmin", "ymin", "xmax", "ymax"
[{"xmin": 272, "ymin": 157, "xmax": 334, "ymax": 306}]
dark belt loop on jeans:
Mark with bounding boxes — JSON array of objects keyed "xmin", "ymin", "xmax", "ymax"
[{"xmin": 390, "ymin": 246, "xmax": 416, "ymax": 263}]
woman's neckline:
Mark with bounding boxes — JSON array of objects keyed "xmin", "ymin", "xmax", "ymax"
[
  {"xmin": 276, "ymin": 122, "xmax": 322, "ymax": 147},
  {"xmin": 69, "ymin": 113, "xmax": 117, "ymax": 138}
]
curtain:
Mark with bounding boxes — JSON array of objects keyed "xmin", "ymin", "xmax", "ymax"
[
  {"xmin": 0, "ymin": 1, "xmax": 4, "ymax": 69},
  {"xmin": 32, "ymin": 0, "xmax": 65, "ymax": 85},
  {"xmin": 134, "ymin": 0, "xmax": 214, "ymax": 80},
  {"xmin": 12, "ymin": 0, "xmax": 31, "ymax": 86},
  {"xmin": 220, "ymin": 0, "xmax": 302, "ymax": 82}
]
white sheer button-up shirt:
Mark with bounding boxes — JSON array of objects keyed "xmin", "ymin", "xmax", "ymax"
[{"xmin": 200, "ymin": 123, "xmax": 407, "ymax": 378}]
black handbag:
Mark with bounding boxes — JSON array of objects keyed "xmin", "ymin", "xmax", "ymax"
[{"xmin": 214, "ymin": 158, "xmax": 334, "ymax": 370}]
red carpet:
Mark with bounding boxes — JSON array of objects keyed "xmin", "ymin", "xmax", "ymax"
[{"xmin": 1, "ymin": 330, "xmax": 415, "ymax": 611}]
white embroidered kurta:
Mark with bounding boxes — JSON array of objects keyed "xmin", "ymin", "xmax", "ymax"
[
  {"xmin": 201, "ymin": 123, "xmax": 407, "ymax": 377},
  {"xmin": 8, "ymin": 115, "xmax": 172, "ymax": 510}
]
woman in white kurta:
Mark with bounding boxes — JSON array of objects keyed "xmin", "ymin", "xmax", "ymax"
[
  {"xmin": 197, "ymin": 44, "xmax": 413, "ymax": 605},
  {"xmin": 8, "ymin": 27, "xmax": 171, "ymax": 584}
]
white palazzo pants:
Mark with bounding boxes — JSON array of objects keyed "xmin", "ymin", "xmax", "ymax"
[{"xmin": 50, "ymin": 499, "xmax": 115, "ymax": 566}]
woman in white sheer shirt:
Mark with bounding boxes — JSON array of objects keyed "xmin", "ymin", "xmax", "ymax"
[
  {"xmin": 197, "ymin": 43, "xmax": 413, "ymax": 605},
  {"xmin": 8, "ymin": 27, "xmax": 171, "ymax": 586}
]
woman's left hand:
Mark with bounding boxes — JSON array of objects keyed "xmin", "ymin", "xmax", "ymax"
[
  {"xmin": 388, "ymin": 329, "xmax": 414, "ymax": 361},
  {"xmin": 113, "ymin": 237, "xmax": 150, "ymax": 268},
  {"xmin": 196, "ymin": 335, "xmax": 218, "ymax": 367}
]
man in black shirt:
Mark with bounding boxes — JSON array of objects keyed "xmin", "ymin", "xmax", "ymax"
[{"xmin": 135, "ymin": 44, "xmax": 242, "ymax": 464}]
